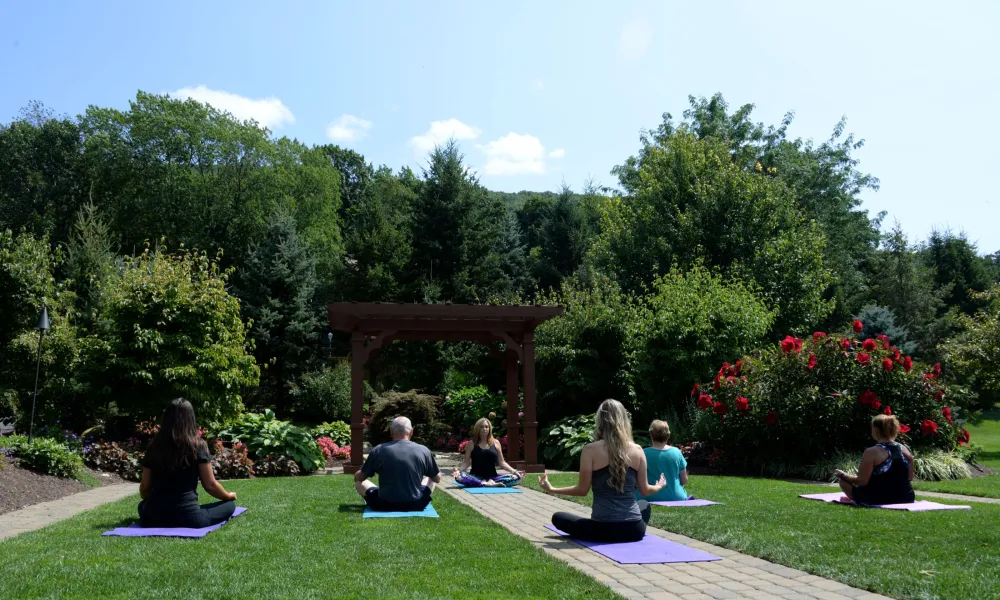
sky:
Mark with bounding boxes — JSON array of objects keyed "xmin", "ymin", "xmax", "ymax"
[{"xmin": 2, "ymin": 0, "xmax": 998, "ymax": 253}]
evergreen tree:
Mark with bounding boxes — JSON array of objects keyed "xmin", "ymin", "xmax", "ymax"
[
  {"xmin": 236, "ymin": 210, "xmax": 323, "ymax": 413},
  {"xmin": 923, "ymin": 230, "xmax": 992, "ymax": 316},
  {"xmin": 64, "ymin": 202, "xmax": 116, "ymax": 333}
]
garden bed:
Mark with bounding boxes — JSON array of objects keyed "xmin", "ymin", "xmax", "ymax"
[{"xmin": 0, "ymin": 460, "xmax": 125, "ymax": 516}]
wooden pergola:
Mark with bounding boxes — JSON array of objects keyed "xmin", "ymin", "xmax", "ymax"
[{"xmin": 327, "ymin": 302, "xmax": 564, "ymax": 474}]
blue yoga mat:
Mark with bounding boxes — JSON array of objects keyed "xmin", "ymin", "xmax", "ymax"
[
  {"xmin": 363, "ymin": 504, "xmax": 439, "ymax": 518},
  {"xmin": 463, "ymin": 487, "xmax": 522, "ymax": 494}
]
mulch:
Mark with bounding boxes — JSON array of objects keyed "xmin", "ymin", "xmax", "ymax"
[{"xmin": 0, "ymin": 459, "xmax": 127, "ymax": 516}]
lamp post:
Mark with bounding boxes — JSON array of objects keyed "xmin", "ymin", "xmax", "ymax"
[{"xmin": 28, "ymin": 306, "xmax": 50, "ymax": 442}]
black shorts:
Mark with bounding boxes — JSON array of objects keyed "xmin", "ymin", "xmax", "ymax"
[{"xmin": 364, "ymin": 485, "xmax": 432, "ymax": 512}]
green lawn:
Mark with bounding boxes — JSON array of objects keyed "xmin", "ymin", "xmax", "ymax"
[
  {"xmin": 0, "ymin": 476, "xmax": 618, "ymax": 600},
  {"xmin": 525, "ymin": 474, "xmax": 1000, "ymax": 600},
  {"xmin": 915, "ymin": 407, "xmax": 1000, "ymax": 498}
]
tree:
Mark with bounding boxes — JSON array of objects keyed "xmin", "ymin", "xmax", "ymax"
[
  {"xmin": 321, "ymin": 144, "xmax": 375, "ymax": 217},
  {"xmin": 613, "ymin": 93, "xmax": 882, "ymax": 323},
  {"xmin": 235, "ymin": 210, "xmax": 323, "ymax": 414},
  {"xmin": 943, "ymin": 284, "xmax": 1000, "ymax": 410},
  {"xmin": 0, "ymin": 103, "xmax": 87, "ymax": 244},
  {"xmin": 853, "ymin": 305, "xmax": 916, "ymax": 355},
  {"xmin": 64, "ymin": 203, "xmax": 117, "ymax": 333},
  {"xmin": 923, "ymin": 230, "xmax": 993, "ymax": 317},
  {"xmin": 593, "ymin": 130, "xmax": 833, "ymax": 335},
  {"xmin": 88, "ymin": 244, "xmax": 259, "ymax": 422}
]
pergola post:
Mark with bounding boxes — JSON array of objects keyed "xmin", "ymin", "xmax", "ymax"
[
  {"xmin": 505, "ymin": 348, "xmax": 521, "ymax": 468},
  {"xmin": 345, "ymin": 331, "xmax": 366, "ymax": 474},
  {"xmin": 522, "ymin": 332, "xmax": 543, "ymax": 473}
]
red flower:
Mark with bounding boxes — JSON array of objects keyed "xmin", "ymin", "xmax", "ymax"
[
  {"xmin": 942, "ymin": 406, "xmax": 952, "ymax": 423},
  {"xmin": 713, "ymin": 401, "xmax": 728, "ymax": 415},
  {"xmin": 933, "ymin": 362, "xmax": 942, "ymax": 378},
  {"xmin": 882, "ymin": 358, "xmax": 894, "ymax": 371},
  {"xmin": 935, "ymin": 389, "xmax": 944, "ymax": 402},
  {"xmin": 733, "ymin": 360, "xmax": 742, "ymax": 375},
  {"xmin": 853, "ymin": 319, "xmax": 864, "ymax": 333},
  {"xmin": 697, "ymin": 394, "xmax": 713, "ymax": 409},
  {"xmin": 892, "ymin": 348, "xmax": 901, "ymax": 362},
  {"xmin": 691, "ymin": 382, "xmax": 700, "ymax": 396},
  {"xmin": 856, "ymin": 352, "xmax": 871, "ymax": 366},
  {"xmin": 807, "ymin": 353, "xmax": 818, "ymax": 371},
  {"xmin": 958, "ymin": 429, "xmax": 970, "ymax": 445},
  {"xmin": 883, "ymin": 405, "xmax": 893, "ymax": 416},
  {"xmin": 876, "ymin": 334, "xmax": 890, "ymax": 349},
  {"xmin": 813, "ymin": 331, "xmax": 827, "ymax": 342},
  {"xmin": 736, "ymin": 396, "xmax": 749, "ymax": 412},
  {"xmin": 781, "ymin": 336, "xmax": 803, "ymax": 354},
  {"xmin": 902, "ymin": 356, "xmax": 913, "ymax": 373},
  {"xmin": 920, "ymin": 419, "xmax": 938, "ymax": 435},
  {"xmin": 862, "ymin": 338, "xmax": 877, "ymax": 351},
  {"xmin": 899, "ymin": 423, "xmax": 911, "ymax": 434},
  {"xmin": 840, "ymin": 338, "xmax": 852, "ymax": 351},
  {"xmin": 713, "ymin": 373, "xmax": 722, "ymax": 390},
  {"xmin": 923, "ymin": 373, "xmax": 936, "ymax": 382},
  {"xmin": 765, "ymin": 410, "xmax": 778, "ymax": 425},
  {"xmin": 860, "ymin": 390, "xmax": 878, "ymax": 406},
  {"xmin": 871, "ymin": 399, "xmax": 881, "ymax": 410}
]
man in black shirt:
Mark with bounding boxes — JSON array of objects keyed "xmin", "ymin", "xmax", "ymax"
[{"xmin": 355, "ymin": 416, "xmax": 441, "ymax": 511}]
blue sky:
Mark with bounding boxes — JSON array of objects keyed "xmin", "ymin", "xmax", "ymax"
[{"xmin": 2, "ymin": 0, "xmax": 998, "ymax": 252}]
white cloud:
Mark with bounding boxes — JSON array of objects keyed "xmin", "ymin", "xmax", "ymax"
[
  {"xmin": 548, "ymin": 148, "xmax": 566, "ymax": 159},
  {"xmin": 410, "ymin": 119, "xmax": 481, "ymax": 154},
  {"xmin": 171, "ymin": 85, "xmax": 294, "ymax": 128},
  {"xmin": 326, "ymin": 114, "xmax": 372, "ymax": 143},
  {"xmin": 619, "ymin": 18, "xmax": 653, "ymax": 61},
  {"xmin": 478, "ymin": 132, "xmax": 547, "ymax": 176}
]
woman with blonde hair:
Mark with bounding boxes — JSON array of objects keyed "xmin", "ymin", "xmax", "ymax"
[
  {"xmin": 835, "ymin": 414, "xmax": 915, "ymax": 505},
  {"xmin": 539, "ymin": 399, "xmax": 666, "ymax": 543},
  {"xmin": 451, "ymin": 417, "xmax": 524, "ymax": 487}
]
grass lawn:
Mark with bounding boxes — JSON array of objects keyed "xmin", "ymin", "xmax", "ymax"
[
  {"xmin": 915, "ymin": 407, "xmax": 1000, "ymax": 498},
  {"xmin": 524, "ymin": 474, "xmax": 1000, "ymax": 600},
  {"xmin": 0, "ymin": 476, "xmax": 618, "ymax": 600}
]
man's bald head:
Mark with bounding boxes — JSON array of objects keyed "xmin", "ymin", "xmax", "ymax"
[{"xmin": 390, "ymin": 416, "xmax": 413, "ymax": 440}]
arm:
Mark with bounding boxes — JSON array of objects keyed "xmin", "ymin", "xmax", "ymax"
[
  {"xmin": 634, "ymin": 447, "xmax": 666, "ymax": 496},
  {"xmin": 198, "ymin": 463, "xmax": 237, "ymax": 502},
  {"xmin": 679, "ymin": 469, "xmax": 689, "ymax": 486},
  {"xmin": 838, "ymin": 448, "xmax": 877, "ymax": 487},
  {"xmin": 903, "ymin": 445, "xmax": 914, "ymax": 481},
  {"xmin": 494, "ymin": 440, "xmax": 524, "ymax": 477},
  {"xmin": 354, "ymin": 470, "xmax": 369, "ymax": 484},
  {"xmin": 139, "ymin": 468, "xmax": 152, "ymax": 500},
  {"xmin": 539, "ymin": 446, "xmax": 594, "ymax": 496},
  {"xmin": 452, "ymin": 441, "xmax": 473, "ymax": 476}
]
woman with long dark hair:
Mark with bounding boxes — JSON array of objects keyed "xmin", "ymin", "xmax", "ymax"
[
  {"xmin": 539, "ymin": 399, "xmax": 666, "ymax": 543},
  {"xmin": 138, "ymin": 398, "xmax": 237, "ymax": 528}
]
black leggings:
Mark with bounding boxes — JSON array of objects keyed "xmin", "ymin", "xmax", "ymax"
[
  {"xmin": 138, "ymin": 499, "xmax": 236, "ymax": 528},
  {"xmin": 552, "ymin": 502, "xmax": 651, "ymax": 543}
]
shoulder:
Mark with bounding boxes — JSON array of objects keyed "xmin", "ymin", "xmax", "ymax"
[
  {"xmin": 197, "ymin": 441, "xmax": 211, "ymax": 463},
  {"xmin": 492, "ymin": 439, "xmax": 502, "ymax": 450},
  {"xmin": 863, "ymin": 445, "xmax": 886, "ymax": 458}
]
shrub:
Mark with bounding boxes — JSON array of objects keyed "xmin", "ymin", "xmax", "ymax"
[
  {"xmin": 441, "ymin": 385, "xmax": 505, "ymax": 433},
  {"xmin": 633, "ymin": 265, "xmax": 774, "ymax": 416},
  {"xmin": 211, "ymin": 440, "xmax": 254, "ymax": 480},
  {"xmin": 331, "ymin": 445, "xmax": 350, "ymax": 461},
  {"xmin": 289, "ymin": 363, "xmax": 357, "ymax": 423},
  {"xmin": 312, "ymin": 421, "xmax": 351, "ymax": 446},
  {"xmin": 82, "ymin": 441, "xmax": 143, "ymax": 481},
  {"xmin": 540, "ymin": 414, "xmax": 595, "ymax": 471},
  {"xmin": 254, "ymin": 455, "xmax": 301, "ymax": 477},
  {"xmin": 5, "ymin": 435, "xmax": 84, "ymax": 478},
  {"xmin": 943, "ymin": 284, "xmax": 1000, "ymax": 411},
  {"xmin": 368, "ymin": 390, "xmax": 448, "ymax": 447},
  {"xmin": 692, "ymin": 322, "xmax": 974, "ymax": 477},
  {"xmin": 316, "ymin": 437, "xmax": 337, "ymax": 460},
  {"xmin": 806, "ymin": 449, "xmax": 971, "ymax": 482},
  {"xmin": 214, "ymin": 410, "xmax": 324, "ymax": 473}
]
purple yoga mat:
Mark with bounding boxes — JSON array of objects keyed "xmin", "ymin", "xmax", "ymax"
[
  {"xmin": 544, "ymin": 524, "xmax": 721, "ymax": 564},
  {"xmin": 799, "ymin": 492, "xmax": 971, "ymax": 511},
  {"xmin": 649, "ymin": 499, "xmax": 720, "ymax": 507},
  {"xmin": 102, "ymin": 507, "xmax": 248, "ymax": 538}
]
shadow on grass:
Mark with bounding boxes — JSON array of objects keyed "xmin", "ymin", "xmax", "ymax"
[
  {"xmin": 91, "ymin": 517, "xmax": 137, "ymax": 531},
  {"xmin": 337, "ymin": 504, "xmax": 364, "ymax": 513}
]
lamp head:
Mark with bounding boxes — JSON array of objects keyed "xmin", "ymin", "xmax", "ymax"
[{"xmin": 36, "ymin": 306, "xmax": 50, "ymax": 332}]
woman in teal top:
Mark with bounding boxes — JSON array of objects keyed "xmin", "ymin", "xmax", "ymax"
[{"xmin": 637, "ymin": 420, "xmax": 689, "ymax": 502}]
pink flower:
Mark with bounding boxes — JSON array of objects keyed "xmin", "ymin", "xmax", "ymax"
[{"xmin": 518, "ymin": 412, "xmax": 524, "ymax": 418}]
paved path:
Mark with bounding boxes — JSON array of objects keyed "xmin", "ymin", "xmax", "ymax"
[
  {"xmin": 0, "ymin": 483, "xmax": 138, "ymax": 541},
  {"xmin": 441, "ymin": 482, "xmax": 892, "ymax": 600}
]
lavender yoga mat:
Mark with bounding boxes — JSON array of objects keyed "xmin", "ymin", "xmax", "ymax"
[
  {"xmin": 102, "ymin": 507, "xmax": 248, "ymax": 538},
  {"xmin": 544, "ymin": 525, "xmax": 721, "ymax": 564},
  {"xmin": 799, "ymin": 492, "xmax": 971, "ymax": 511},
  {"xmin": 649, "ymin": 499, "xmax": 720, "ymax": 507}
]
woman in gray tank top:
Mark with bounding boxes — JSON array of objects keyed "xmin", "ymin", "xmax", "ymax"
[{"xmin": 539, "ymin": 399, "xmax": 666, "ymax": 543}]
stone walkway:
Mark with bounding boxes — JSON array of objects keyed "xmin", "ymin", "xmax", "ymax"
[
  {"xmin": 0, "ymin": 483, "xmax": 138, "ymax": 541},
  {"xmin": 441, "ymin": 482, "xmax": 892, "ymax": 600}
]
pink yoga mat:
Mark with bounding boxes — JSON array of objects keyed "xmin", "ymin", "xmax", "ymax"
[
  {"xmin": 799, "ymin": 492, "xmax": 971, "ymax": 511},
  {"xmin": 649, "ymin": 499, "xmax": 720, "ymax": 507},
  {"xmin": 544, "ymin": 524, "xmax": 721, "ymax": 564},
  {"xmin": 102, "ymin": 507, "xmax": 248, "ymax": 537}
]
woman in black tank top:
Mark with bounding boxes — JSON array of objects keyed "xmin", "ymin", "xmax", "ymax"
[
  {"xmin": 452, "ymin": 418, "xmax": 524, "ymax": 487},
  {"xmin": 836, "ymin": 414, "xmax": 915, "ymax": 505}
]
